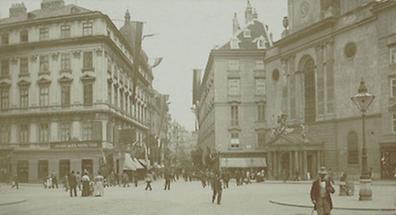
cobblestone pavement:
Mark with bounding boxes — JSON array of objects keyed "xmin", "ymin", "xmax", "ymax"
[{"xmin": 0, "ymin": 180, "xmax": 395, "ymax": 215}]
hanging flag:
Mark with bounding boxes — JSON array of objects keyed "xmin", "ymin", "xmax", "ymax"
[{"xmin": 131, "ymin": 21, "xmax": 144, "ymax": 104}]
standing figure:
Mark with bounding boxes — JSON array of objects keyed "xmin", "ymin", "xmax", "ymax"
[
  {"xmin": 52, "ymin": 172, "xmax": 58, "ymax": 189},
  {"xmin": 122, "ymin": 171, "xmax": 129, "ymax": 187},
  {"xmin": 76, "ymin": 171, "xmax": 82, "ymax": 191},
  {"xmin": 11, "ymin": 174, "xmax": 19, "ymax": 189},
  {"xmin": 164, "ymin": 169, "xmax": 171, "ymax": 190},
  {"xmin": 145, "ymin": 171, "xmax": 153, "ymax": 191},
  {"xmin": 310, "ymin": 167, "xmax": 335, "ymax": 215},
  {"xmin": 222, "ymin": 172, "xmax": 229, "ymax": 189},
  {"xmin": 211, "ymin": 173, "xmax": 222, "ymax": 205},
  {"xmin": 81, "ymin": 172, "xmax": 91, "ymax": 197},
  {"xmin": 94, "ymin": 172, "xmax": 104, "ymax": 197},
  {"xmin": 68, "ymin": 171, "xmax": 77, "ymax": 197}
]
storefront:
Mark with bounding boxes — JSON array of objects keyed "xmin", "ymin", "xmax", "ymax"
[{"xmin": 380, "ymin": 143, "xmax": 396, "ymax": 179}]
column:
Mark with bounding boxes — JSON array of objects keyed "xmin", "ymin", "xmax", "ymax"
[
  {"xmin": 303, "ymin": 151, "xmax": 307, "ymax": 180},
  {"xmin": 288, "ymin": 152, "xmax": 292, "ymax": 179},
  {"xmin": 273, "ymin": 152, "xmax": 278, "ymax": 179},
  {"xmin": 294, "ymin": 151, "xmax": 299, "ymax": 176},
  {"xmin": 316, "ymin": 151, "xmax": 321, "ymax": 172},
  {"xmin": 268, "ymin": 152, "xmax": 273, "ymax": 178}
]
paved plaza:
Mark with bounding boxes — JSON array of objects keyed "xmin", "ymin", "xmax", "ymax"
[{"xmin": 0, "ymin": 180, "xmax": 395, "ymax": 215}]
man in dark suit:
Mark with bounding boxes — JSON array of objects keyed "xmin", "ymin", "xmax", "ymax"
[
  {"xmin": 164, "ymin": 169, "xmax": 171, "ymax": 190},
  {"xmin": 68, "ymin": 171, "xmax": 77, "ymax": 197},
  {"xmin": 211, "ymin": 173, "xmax": 222, "ymax": 205},
  {"xmin": 310, "ymin": 166, "xmax": 335, "ymax": 215}
]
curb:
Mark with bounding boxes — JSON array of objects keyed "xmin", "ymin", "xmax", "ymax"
[
  {"xmin": 269, "ymin": 200, "xmax": 396, "ymax": 212},
  {"xmin": 0, "ymin": 199, "xmax": 26, "ymax": 206}
]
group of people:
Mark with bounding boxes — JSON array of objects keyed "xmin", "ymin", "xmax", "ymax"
[
  {"xmin": 65, "ymin": 170, "xmax": 104, "ymax": 197},
  {"xmin": 43, "ymin": 172, "xmax": 58, "ymax": 189}
]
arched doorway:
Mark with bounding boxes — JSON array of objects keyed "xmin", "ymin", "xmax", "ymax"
[{"xmin": 300, "ymin": 56, "xmax": 316, "ymax": 124}]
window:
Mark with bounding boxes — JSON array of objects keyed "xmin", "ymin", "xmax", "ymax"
[
  {"xmin": 393, "ymin": 113, "xmax": 396, "ymax": 133},
  {"xmin": 347, "ymin": 131, "xmax": 359, "ymax": 165},
  {"xmin": 83, "ymin": 51, "xmax": 93, "ymax": 69},
  {"xmin": 60, "ymin": 25, "xmax": 71, "ymax": 38},
  {"xmin": 61, "ymin": 84, "xmax": 71, "ymax": 107},
  {"xmin": 82, "ymin": 22, "xmax": 93, "ymax": 36},
  {"xmin": 20, "ymin": 57, "xmax": 29, "ymax": 75},
  {"xmin": 230, "ymin": 132, "xmax": 239, "ymax": 148},
  {"xmin": 255, "ymin": 78, "xmax": 265, "ymax": 95},
  {"xmin": 228, "ymin": 78, "xmax": 240, "ymax": 96},
  {"xmin": 120, "ymin": 90, "xmax": 124, "ymax": 111},
  {"xmin": 39, "ymin": 85, "xmax": 49, "ymax": 107},
  {"xmin": 19, "ymin": 87, "xmax": 29, "ymax": 108},
  {"xmin": 257, "ymin": 132, "xmax": 265, "ymax": 146},
  {"xmin": 83, "ymin": 82, "xmax": 93, "ymax": 106},
  {"xmin": 38, "ymin": 123, "xmax": 49, "ymax": 143},
  {"xmin": 257, "ymin": 39, "xmax": 265, "ymax": 49},
  {"xmin": 0, "ymin": 125, "xmax": 10, "ymax": 145},
  {"xmin": 39, "ymin": 27, "xmax": 49, "ymax": 40},
  {"xmin": 231, "ymin": 104, "xmax": 239, "ymax": 126},
  {"xmin": 81, "ymin": 121, "xmax": 93, "ymax": 141},
  {"xmin": 60, "ymin": 53, "xmax": 71, "ymax": 72},
  {"xmin": 1, "ymin": 59, "xmax": 9, "ymax": 77},
  {"xmin": 228, "ymin": 60, "xmax": 239, "ymax": 71},
  {"xmin": 19, "ymin": 124, "xmax": 29, "ymax": 144},
  {"xmin": 257, "ymin": 104, "xmax": 265, "ymax": 122},
  {"xmin": 20, "ymin": 30, "xmax": 28, "ymax": 42},
  {"xmin": 0, "ymin": 125, "xmax": 10, "ymax": 144},
  {"xmin": 114, "ymin": 85, "xmax": 118, "ymax": 107},
  {"xmin": 390, "ymin": 47, "xmax": 396, "ymax": 65},
  {"xmin": 344, "ymin": 42, "xmax": 357, "ymax": 58},
  {"xmin": 59, "ymin": 122, "xmax": 71, "ymax": 141},
  {"xmin": 391, "ymin": 78, "xmax": 396, "ymax": 98},
  {"xmin": 107, "ymin": 82, "xmax": 112, "ymax": 104},
  {"xmin": 39, "ymin": 55, "xmax": 49, "ymax": 74},
  {"xmin": 272, "ymin": 69, "xmax": 280, "ymax": 81},
  {"xmin": 1, "ymin": 33, "xmax": 9, "ymax": 45},
  {"xmin": 0, "ymin": 88, "xmax": 9, "ymax": 110}
]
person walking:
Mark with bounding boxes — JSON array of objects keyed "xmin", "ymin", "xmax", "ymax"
[
  {"xmin": 76, "ymin": 171, "xmax": 82, "ymax": 191},
  {"xmin": 222, "ymin": 172, "xmax": 229, "ymax": 189},
  {"xmin": 68, "ymin": 171, "xmax": 77, "ymax": 197},
  {"xmin": 81, "ymin": 172, "xmax": 90, "ymax": 197},
  {"xmin": 122, "ymin": 171, "xmax": 129, "ymax": 187},
  {"xmin": 94, "ymin": 172, "xmax": 104, "ymax": 197},
  {"xmin": 52, "ymin": 172, "xmax": 58, "ymax": 189},
  {"xmin": 164, "ymin": 169, "xmax": 171, "ymax": 190},
  {"xmin": 11, "ymin": 174, "xmax": 19, "ymax": 189},
  {"xmin": 211, "ymin": 173, "xmax": 222, "ymax": 205},
  {"xmin": 145, "ymin": 171, "xmax": 153, "ymax": 191},
  {"xmin": 310, "ymin": 167, "xmax": 335, "ymax": 215}
]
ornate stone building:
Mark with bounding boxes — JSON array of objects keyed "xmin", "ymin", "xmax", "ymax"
[
  {"xmin": 264, "ymin": 0, "xmax": 396, "ymax": 180},
  {"xmin": 0, "ymin": 0, "xmax": 154, "ymax": 182},
  {"xmin": 194, "ymin": 1, "xmax": 272, "ymax": 171}
]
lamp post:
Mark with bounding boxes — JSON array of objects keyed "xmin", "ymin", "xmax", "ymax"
[{"xmin": 350, "ymin": 80, "xmax": 375, "ymax": 201}]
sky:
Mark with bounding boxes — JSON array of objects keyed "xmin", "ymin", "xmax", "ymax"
[{"xmin": 0, "ymin": 0, "xmax": 287, "ymax": 131}]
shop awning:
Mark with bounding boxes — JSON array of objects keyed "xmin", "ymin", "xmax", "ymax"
[
  {"xmin": 123, "ymin": 153, "xmax": 144, "ymax": 170},
  {"xmin": 220, "ymin": 157, "xmax": 267, "ymax": 168}
]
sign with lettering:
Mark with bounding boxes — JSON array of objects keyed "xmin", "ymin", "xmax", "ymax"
[{"xmin": 50, "ymin": 141, "xmax": 101, "ymax": 149}]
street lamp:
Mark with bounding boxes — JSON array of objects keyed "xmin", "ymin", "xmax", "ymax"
[{"xmin": 350, "ymin": 79, "xmax": 375, "ymax": 201}]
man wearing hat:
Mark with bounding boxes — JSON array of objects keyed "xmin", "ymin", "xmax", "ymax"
[{"xmin": 310, "ymin": 166, "xmax": 335, "ymax": 215}]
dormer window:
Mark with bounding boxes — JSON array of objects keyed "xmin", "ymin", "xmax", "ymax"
[
  {"xmin": 243, "ymin": 29, "xmax": 251, "ymax": 38},
  {"xmin": 230, "ymin": 38, "xmax": 239, "ymax": 49},
  {"xmin": 257, "ymin": 39, "xmax": 265, "ymax": 49}
]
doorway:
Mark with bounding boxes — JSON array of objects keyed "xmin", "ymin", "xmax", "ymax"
[{"xmin": 17, "ymin": 160, "xmax": 29, "ymax": 183}]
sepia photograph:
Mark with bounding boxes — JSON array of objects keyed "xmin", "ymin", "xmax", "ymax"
[{"xmin": 0, "ymin": 0, "xmax": 395, "ymax": 214}]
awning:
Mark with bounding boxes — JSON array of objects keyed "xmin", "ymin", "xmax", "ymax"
[
  {"xmin": 123, "ymin": 153, "xmax": 144, "ymax": 170},
  {"xmin": 220, "ymin": 157, "xmax": 267, "ymax": 168}
]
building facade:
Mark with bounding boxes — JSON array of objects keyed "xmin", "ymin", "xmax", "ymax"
[
  {"xmin": 0, "ymin": 0, "xmax": 153, "ymax": 182},
  {"xmin": 263, "ymin": 0, "xmax": 396, "ymax": 180},
  {"xmin": 194, "ymin": 2, "xmax": 272, "ymax": 171}
]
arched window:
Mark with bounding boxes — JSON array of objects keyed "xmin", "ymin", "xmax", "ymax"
[
  {"xmin": 347, "ymin": 131, "xmax": 359, "ymax": 165},
  {"xmin": 299, "ymin": 56, "xmax": 316, "ymax": 124}
]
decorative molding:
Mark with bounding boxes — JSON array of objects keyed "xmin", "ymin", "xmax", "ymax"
[
  {"xmin": 30, "ymin": 55, "xmax": 37, "ymax": 62},
  {"xmin": 72, "ymin": 50, "xmax": 81, "ymax": 58},
  {"xmin": 37, "ymin": 77, "xmax": 51, "ymax": 85},
  {"xmin": 58, "ymin": 76, "xmax": 73, "ymax": 84},
  {"xmin": 80, "ymin": 74, "xmax": 96, "ymax": 82},
  {"xmin": 95, "ymin": 48, "xmax": 103, "ymax": 56},
  {"xmin": 17, "ymin": 79, "xmax": 31, "ymax": 87},
  {"xmin": 51, "ymin": 52, "xmax": 59, "ymax": 60}
]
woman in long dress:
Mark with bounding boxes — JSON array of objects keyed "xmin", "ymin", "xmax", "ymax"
[{"xmin": 94, "ymin": 172, "xmax": 104, "ymax": 197}]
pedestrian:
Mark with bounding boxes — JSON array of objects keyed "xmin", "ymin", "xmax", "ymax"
[
  {"xmin": 68, "ymin": 171, "xmax": 77, "ymax": 197},
  {"xmin": 211, "ymin": 173, "xmax": 222, "ymax": 205},
  {"xmin": 310, "ymin": 166, "xmax": 335, "ymax": 215},
  {"xmin": 46, "ymin": 175, "xmax": 52, "ymax": 189},
  {"xmin": 81, "ymin": 172, "xmax": 90, "ymax": 197},
  {"xmin": 52, "ymin": 172, "xmax": 58, "ymax": 189},
  {"xmin": 94, "ymin": 171, "xmax": 104, "ymax": 197},
  {"xmin": 63, "ymin": 174, "xmax": 69, "ymax": 192},
  {"xmin": 222, "ymin": 172, "xmax": 229, "ymax": 189},
  {"xmin": 11, "ymin": 174, "xmax": 19, "ymax": 189},
  {"xmin": 145, "ymin": 171, "xmax": 153, "ymax": 191},
  {"xmin": 76, "ymin": 171, "xmax": 82, "ymax": 191},
  {"xmin": 164, "ymin": 169, "xmax": 171, "ymax": 190},
  {"xmin": 133, "ymin": 173, "xmax": 139, "ymax": 187},
  {"xmin": 122, "ymin": 171, "xmax": 129, "ymax": 187}
]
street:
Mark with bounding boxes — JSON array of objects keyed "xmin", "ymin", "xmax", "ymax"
[{"xmin": 0, "ymin": 180, "xmax": 395, "ymax": 215}]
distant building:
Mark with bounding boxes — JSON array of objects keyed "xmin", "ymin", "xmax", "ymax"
[
  {"xmin": 193, "ymin": 1, "xmax": 272, "ymax": 171},
  {"xmin": 0, "ymin": 0, "xmax": 154, "ymax": 182}
]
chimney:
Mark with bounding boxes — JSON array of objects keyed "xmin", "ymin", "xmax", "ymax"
[
  {"xmin": 9, "ymin": 3, "xmax": 27, "ymax": 18},
  {"xmin": 41, "ymin": 0, "xmax": 65, "ymax": 10}
]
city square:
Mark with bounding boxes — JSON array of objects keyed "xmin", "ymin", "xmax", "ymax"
[
  {"xmin": 0, "ymin": 0, "xmax": 396, "ymax": 214},
  {"xmin": 1, "ymin": 180, "xmax": 395, "ymax": 215}
]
